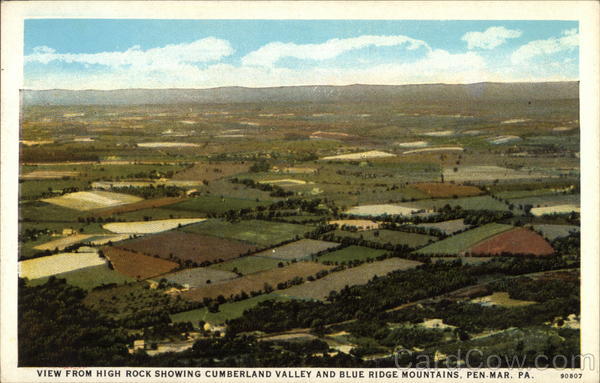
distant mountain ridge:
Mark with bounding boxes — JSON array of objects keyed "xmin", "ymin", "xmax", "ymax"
[{"xmin": 22, "ymin": 82, "xmax": 579, "ymax": 106}]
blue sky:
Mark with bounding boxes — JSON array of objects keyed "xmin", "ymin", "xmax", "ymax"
[{"xmin": 24, "ymin": 20, "xmax": 579, "ymax": 89}]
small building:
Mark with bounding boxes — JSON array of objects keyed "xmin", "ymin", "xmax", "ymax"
[
  {"xmin": 62, "ymin": 228, "xmax": 75, "ymax": 236},
  {"xmin": 203, "ymin": 322, "xmax": 226, "ymax": 335}
]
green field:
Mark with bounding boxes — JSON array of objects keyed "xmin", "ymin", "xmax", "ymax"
[
  {"xmin": 494, "ymin": 188, "xmax": 571, "ymax": 200},
  {"xmin": 114, "ymin": 207, "xmax": 204, "ymax": 221},
  {"xmin": 507, "ymin": 193, "xmax": 580, "ymax": 207},
  {"xmin": 28, "ymin": 264, "xmax": 134, "ymax": 290},
  {"xmin": 182, "ymin": 219, "xmax": 310, "ymax": 246},
  {"xmin": 170, "ymin": 293, "xmax": 292, "ymax": 326},
  {"xmin": 409, "ymin": 195, "xmax": 511, "ymax": 212},
  {"xmin": 209, "ymin": 256, "xmax": 282, "ymax": 275},
  {"xmin": 414, "ymin": 223, "xmax": 513, "ymax": 255},
  {"xmin": 169, "ymin": 195, "xmax": 272, "ymax": 215},
  {"xmin": 318, "ymin": 246, "xmax": 387, "ymax": 263},
  {"xmin": 328, "ymin": 229, "xmax": 436, "ymax": 248},
  {"xmin": 20, "ymin": 201, "xmax": 84, "ymax": 222}
]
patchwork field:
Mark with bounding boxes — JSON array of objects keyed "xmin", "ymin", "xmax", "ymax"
[
  {"xmin": 280, "ymin": 258, "xmax": 422, "ymax": 300},
  {"xmin": 180, "ymin": 261, "xmax": 332, "ymax": 301},
  {"xmin": 94, "ymin": 197, "xmax": 186, "ymax": 217},
  {"xmin": 171, "ymin": 293, "xmax": 293, "ymax": 326},
  {"xmin": 531, "ymin": 205, "xmax": 580, "ymax": 216},
  {"xmin": 41, "ymin": 190, "xmax": 143, "ymax": 211},
  {"xmin": 409, "ymin": 195, "xmax": 511, "ymax": 212},
  {"xmin": 182, "ymin": 219, "xmax": 310, "ymax": 247},
  {"xmin": 161, "ymin": 268, "xmax": 239, "ymax": 288},
  {"xmin": 255, "ymin": 239, "xmax": 340, "ymax": 261},
  {"xmin": 414, "ymin": 223, "xmax": 514, "ymax": 255},
  {"xmin": 328, "ymin": 229, "xmax": 435, "ymax": 248},
  {"xmin": 317, "ymin": 246, "xmax": 387, "ymax": 264},
  {"xmin": 209, "ymin": 256, "xmax": 282, "ymax": 275},
  {"xmin": 328, "ymin": 220, "xmax": 380, "ymax": 231},
  {"xmin": 411, "ymin": 183, "xmax": 482, "ymax": 198},
  {"xmin": 111, "ymin": 207, "xmax": 203, "ymax": 221},
  {"xmin": 102, "ymin": 247, "xmax": 179, "ymax": 279},
  {"xmin": 28, "ymin": 264, "xmax": 134, "ymax": 290},
  {"xmin": 115, "ymin": 231, "xmax": 257, "ymax": 264},
  {"xmin": 321, "ymin": 150, "xmax": 395, "ymax": 161},
  {"xmin": 168, "ymin": 196, "xmax": 270, "ymax": 215},
  {"xmin": 21, "ymin": 170, "xmax": 79, "ymax": 179},
  {"xmin": 468, "ymin": 228, "xmax": 555, "ymax": 256},
  {"xmin": 345, "ymin": 204, "xmax": 421, "ymax": 216},
  {"xmin": 416, "ymin": 219, "xmax": 471, "ymax": 235},
  {"xmin": 138, "ymin": 142, "xmax": 199, "ymax": 148},
  {"xmin": 442, "ymin": 165, "xmax": 550, "ymax": 183},
  {"xmin": 19, "ymin": 252, "xmax": 106, "ymax": 279},
  {"xmin": 531, "ymin": 224, "xmax": 580, "ymax": 240},
  {"xmin": 171, "ymin": 162, "xmax": 250, "ymax": 181},
  {"xmin": 33, "ymin": 234, "xmax": 95, "ymax": 251},
  {"xmin": 508, "ymin": 193, "xmax": 580, "ymax": 208},
  {"xmin": 102, "ymin": 218, "xmax": 206, "ymax": 234}
]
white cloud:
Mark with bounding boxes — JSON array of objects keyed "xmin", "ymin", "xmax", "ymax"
[
  {"xmin": 241, "ymin": 35, "xmax": 430, "ymax": 67},
  {"xmin": 511, "ymin": 28, "xmax": 578, "ymax": 64},
  {"xmin": 462, "ymin": 26, "xmax": 522, "ymax": 50},
  {"xmin": 25, "ymin": 37, "xmax": 234, "ymax": 69},
  {"xmin": 25, "ymin": 48, "xmax": 489, "ymax": 90}
]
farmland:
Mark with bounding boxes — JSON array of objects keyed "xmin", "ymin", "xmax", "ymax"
[
  {"xmin": 114, "ymin": 231, "xmax": 257, "ymax": 265},
  {"xmin": 409, "ymin": 195, "xmax": 512, "ymax": 212},
  {"xmin": 28, "ymin": 264, "xmax": 134, "ymax": 290},
  {"xmin": 326, "ymin": 229, "xmax": 436, "ymax": 248},
  {"xmin": 468, "ymin": 228, "xmax": 555, "ymax": 256},
  {"xmin": 531, "ymin": 224, "xmax": 580, "ymax": 240},
  {"xmin": 414, "ymin": 223, "xmax": 514, "ymax": 255},
  {"xmin": 171, "ymin": 293, "xmax": 293, "ymax": 326},
  {"xmin": 167, "ymin": 195, "xmax": 271, "ymax": 215},
  {"xmin": 171, "ymin": 162, "xmax": 250, "ymax": 181},
  {"xmin": 208, "ymin": 256, "xmax": 282, "ymax": 275},
  {"xmin": 328, "ymin": 220, "xmax": 380, "ymax": 231},
  {"xmin": 19, "ymin": 252, "xmax": 106, "ymax": 279},
  {"xmin": 103, "ymin": 218, "xmax": 206, "ymax": 234},
  {"xmin": 182, "ymin": 219, "xmax": 311, "ymax": 246},
  {"xmin": 411, "ymin": 183, "xmax": 482, "ymax": 198},
  {"xmin": 101, "ymin": 247, "xmax": 179, "ymax": 279},
  {"xmin": 16, "ymin": 80, "xmax": 581, "ymax": 367},
  {"xmin": 416, "ymin": 219, "xmax": 471, "ymax": 235},
  {"xmin": 471, "ymin": 292, "xmax": 536, "ymax": 307},
  {"xmin": 41, "ymin": 190, "xmax": 142, "ymax": 211},
  {"xmin": 254, "ymin": 239, "xmax": 340, "ymax": 261},
  {"xmin": 344, "ymin": 204, "xmax": 421, "ymax": 216},
  {"xmin": 280, "ymin": 258, "xmax": 422, "ymax": 300},
  {"xmin": 317, "ymin": 246, "xmax": 388, "ymax": 264},
  {"xmin": 160, "ymin": 268, "xmax": 238, "ymax": 288},
  {"xmin": 180, "ymin": 261, "xmax": 332, "ymax": 302}
]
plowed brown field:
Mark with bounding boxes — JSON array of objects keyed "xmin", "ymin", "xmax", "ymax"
[
  {"xmin": 102, "ymin": 247, "xmax": 179, "ymax": 279},
  {"xmin": 115, "ymin": 231, "xmax": 257, "ymax": 264},
  {"xmin": 468, "ymin": 228, "xmax": 554, "ymax": 256}
]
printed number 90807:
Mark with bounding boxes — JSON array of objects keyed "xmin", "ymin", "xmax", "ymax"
[{"xmin": 560, "ymin": 373, "xmax": 582, "ymax": 379}]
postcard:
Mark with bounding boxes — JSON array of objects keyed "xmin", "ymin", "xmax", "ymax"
[{"xmin": 1, "ymin": 1, "xmax": 599, "ymax": 382}]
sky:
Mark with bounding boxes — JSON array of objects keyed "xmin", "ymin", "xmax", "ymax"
[{"xmin": 24, "ymin": 20, "xmax": 579, "ymax": 90}]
